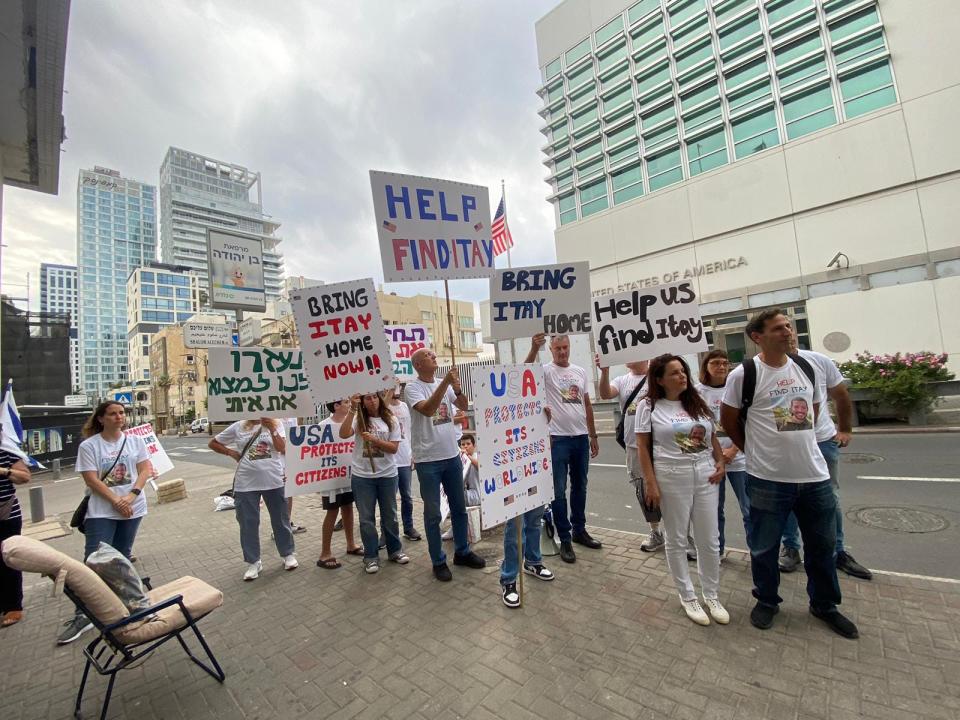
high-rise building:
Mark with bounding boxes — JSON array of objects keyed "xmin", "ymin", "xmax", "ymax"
[
  {"xmin": 77, "ymin": 166, "xmax": 158, "ymax": 398},
  {"xmin": 159, "ymin": 147, "xmax": 284, "ymax": 303},
  {"xmin": 535, "ymin": 0, "xmax": 960, "ymax": 368},
  {"xmin": 39, "ymin": 263, "xmax": 79, "ymax": 391}
]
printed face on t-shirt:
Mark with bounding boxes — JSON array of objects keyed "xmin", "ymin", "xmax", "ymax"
[
  {"xmin": 248, "ymin": 439, "xmax": 272, "ymax": 460},
  {"xmin": 433, "ymin": 402, "xmax": 451, "ymax": 426},
  {"xmin": 560, "ymin": 384, "xmax": 582, "ymax": 404},
  {"xmin": 776, "ymin": 397, "xmax": 812, "ymax": 431},
  {"xmin": 675, "ymin": 423, "xmax": 709, "ymax": 454},
  {"xmin": 104, "ymin": 462, "xmax": 128, "ymax": 487}
]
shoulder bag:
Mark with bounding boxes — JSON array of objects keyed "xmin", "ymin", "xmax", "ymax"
[{"xmin": 70, "ymin": 436, "xmax": 128, "ymax": 534}]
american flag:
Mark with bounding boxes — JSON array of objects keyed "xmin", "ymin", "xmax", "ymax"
[{"xmin": 490, "ymin": 195, "xmax": 514, "ymax": 257}]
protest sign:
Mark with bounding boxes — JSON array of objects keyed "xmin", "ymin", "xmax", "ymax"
[
  {"xmin": 489, "ymin": 261, "xmax": 592, "ymax": 340},
  {"xmin": 124, "ymin": 423, "xmax": 174, "ymax": 476},
  {"xmin": 183, "ymin": 322, "xmax": 231, "ymax": 348},
  {"xmin": 284, "ymin": 423, "xmax": 355, "ymax": 498},
  {"xmin": 290, "ymin": 278, "xmax": 394, "ymax": 404},
  {"xmin": 206, "ymin": 347, "xmax": 311, "ymax": 420},
  {"xmin": 592, "ymin": 280, "xmax": 708, "ymax": 365},
  {"xmin": 384, "ymin": 324, "xmax": 429, "ymax": 379},
  {"xmin": 370, "ymin": 170, "xmax": 495, "ymax": 282},
  {"xmin": 471, "ymin": 364, "xmax": 553, "ymax": 528},
  {"xmin": 207, "ymin": 228, "xmax": 266, "ymax": 312}
]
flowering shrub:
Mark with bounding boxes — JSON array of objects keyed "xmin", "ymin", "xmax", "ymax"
[{"xmin": 838, "ymin": 351, "xmax": 954, "ymax": 413}]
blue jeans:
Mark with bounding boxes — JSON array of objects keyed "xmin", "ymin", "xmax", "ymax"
[
  {"xmin": 501, "ymin": 506, "xmax": 545, "ymax": 585},
  {"xmin": 235, "ymin": 488, "xmax": 294, "ymax": 564},
  {"xmin": 747, "ymin": 476, "xmax": 841, "ymax": 612},
  {"xmin": 550, "ymin": 435, "xmax": 589, "ymax": 542},
  {"xmin": 84, "ymin": 516, "xmax": 144, "ymax": 560},
  {"xmin": 417, "ymin": 456, "xmax": 469, "ymax": 565},
  {"xmin": 352, "ymin": 474, "xmax": 401, "ymax": 560},
  {"xmin": 397, "ymin": 465, "xmax": 415, "ymax": 533},
  {"xmin": 720, "ymin": 470, "xmax": 751, "ymax": 553},
  {"xmin": 782, "ymin": 440, "xmax": 843, "ymax": 553}
]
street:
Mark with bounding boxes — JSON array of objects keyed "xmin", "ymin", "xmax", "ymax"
[{"xmin": 26, "ymin": 431, "xmax": 960, "ymax": 580}]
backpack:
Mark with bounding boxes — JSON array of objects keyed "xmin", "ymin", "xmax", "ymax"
[
  {"xmin": 615, "ymin": 376, "xmax": 647, "ymax": 450},
  {"xmin": 738, "ymin": 353, "xmax": 816, "ymax": 435}
]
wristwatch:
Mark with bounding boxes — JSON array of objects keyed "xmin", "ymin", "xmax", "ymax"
[{"xmin": 130, "ymin": 488, "xmax": 142, "ymax": 496}]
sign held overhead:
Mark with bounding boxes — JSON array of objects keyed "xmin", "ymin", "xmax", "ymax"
[{"xmin": 489, "ymin": 261, "xmax": 592, "ymax": 340}]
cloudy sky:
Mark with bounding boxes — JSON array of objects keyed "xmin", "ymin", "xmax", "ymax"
[{"xmin": 2, "ymin": 0, "xmax": 560, "ymax": 308}]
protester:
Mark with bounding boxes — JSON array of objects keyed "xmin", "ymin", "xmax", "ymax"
[
  {"xmin": 316, "ymin": 400, "xmax": 363, "ymax": 569},
  {"xmin": 406, "ymin": 348, "xmax": 485, "ymax": 582},
  {"xmin": 779, "ymin": 344, "xmax": 871, "ymax": 579},
  {"xmin": 441, "ymin": 434, "xmax": 481, "ymax": 541},
  {"xmin": 340, "ymin": 392, "xmax": 408, "ymax": 573},
  {"xmin": 58, "ymin": 401, "xmax": 153, "ymax": 645},
  {"xmin": 597, "ymin": 356, "xmax": 661, "ymax": 551},
  {"xmin": 636, "ymin": 355, "xmax": 728, "ymax": 626},
  {"xmin": 525, "ymin": 333, "xmax": 600, "ymax": 564},
  {"xmin": 388, "ymin": 386, "xmax": 421, "ymax": 541},
  {"xmin": 209, "ymin": 418, "xmax": 297, "ymax": 581},
  {"xmin": 720, "ymin": 309, "xmax": 858, "ymax": 638},
  {"xmin": 697, "ymin": 350, "xmax": 750, "ymax": 555},
  {"xmin": 0, "ymin": 444, "xmax": 31, "ymax": 628},
  {"xmin": 500, "ymin": 502, "xmax": 555, "ymax": 608}
]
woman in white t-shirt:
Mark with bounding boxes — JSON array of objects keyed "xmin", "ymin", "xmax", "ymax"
[
  {"xmin": 75, "ymin": 401, "xmax": 152, "ymax": 561},
  {"xmin": 340, "ymin": 392, "xmax": 407, "ymax": 574},
  {"xmin": 697, "ymin": 349, "xmax": 751, "ymax": 555},
  {"xmin": 636, "ymin": 355, "xmax": 728, "ymax": 627},
  {"xmin": 210, "ymin": 418, "xmax": 297, "ymax": 581}
]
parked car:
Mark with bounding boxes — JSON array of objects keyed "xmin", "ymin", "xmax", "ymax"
[{"xmin": 190, "ymin": 417, "xmax": 209, "ymax": 433}]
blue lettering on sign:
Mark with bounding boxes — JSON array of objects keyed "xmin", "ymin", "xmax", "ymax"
[
  {"xmin": 383, "ymin": 185, "xmax": 478, "ymax": 223},
  {"xmin": 416, "ymin": 188, "xmax": 436, "ymax": 220}
]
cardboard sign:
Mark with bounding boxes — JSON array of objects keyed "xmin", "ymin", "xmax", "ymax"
[
  {"xmin": 592, "ymin": 280, "xmax": 708, "ymax": 365},
  {"xmin": 384, "ymin": 324, "xmax": 429, "ymax": 379},
  {"xmin": 284, "ymin": 423, "xmax": 354, "ymax": 498},
  {"xmin": 489, "ymin": 261, "xmax": 592, "ymax": 340},
  {"xmin": 471, "ymin": 364, "xmax": 554, "ymax": 528},
  {"xmin": 207, "ymin": 228, "xmax": 266, "ymax": 312},
  {"xmin": 370, "ymin": 170, "xmax": 495, "ymax": 282},
  {"xmin": 183, "ymin": 322, "xmax": 231, "ymax": 348},
  {"xmin": 290, "ymin": 279, "xmax": 394, "ymax": 404},
  {"xmin": 206, "ymin": 347, "xmax": 311, "ymax": 420},
  {"xmin": 124, "ymin": 423, "xmax": 174, "ymax": 476}
]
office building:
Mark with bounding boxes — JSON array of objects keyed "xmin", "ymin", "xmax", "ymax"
[
  {"xmin": 535, "ymin": 0, "xmax": 960, "ymax": 368},
  {"xmin": 39, "ymin": 263, "xmax": 79, "ymax": 390},
  {"xmin": 77, "ymin": 166, "xmax": 157, "ymax": 398},
  {"xmin": 149, "ymin": 324, "xmax": 208, "ymax": 433},
  {"xmin": 159, "ymin": 147, "xmax": 284, "ymax": 303},
  {"xmin": 378, "ymin": 290, "xmax": 482, "ymax": 363}
]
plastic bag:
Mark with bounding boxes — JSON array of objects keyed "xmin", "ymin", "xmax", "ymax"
[
  {"xmin": 85, "ymin": 542, "xmax": 152, "ymax": 612},
  {"xmin": 214, "ymin": 494, "xmax": 235, "ymax": 512},
  {"xmin": 467, "ymin": 506, "xmax": 482, "ymax": 544}
]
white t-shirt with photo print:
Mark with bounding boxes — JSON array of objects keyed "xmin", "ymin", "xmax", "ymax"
[
  {"xmin": 697, "ymin": 383, "xmax": 746, "ymax": 472},
  {"xmin": 76, "ymin": 434, "xmax": 150, "ymax": 520},
  {"xmin": 542, "ymin": 362, "xmax": 589, "ymax": 436},
  {"xmin": 215, "ymin": 422, "xmax": 285, "ymax": 493},
  {"xmin": 404, "ymin": 378, "xmax": 459, "ymax": 463},
  {"xmin": 611, "ymin": 372, "xmax": 647, "ymax": 449},
  {"xmin": 723, "ymin": 357, "xmax": 828, "ymax": 483},
  {"xmin": 798, "ymin": 349, "xmax": 845, "ymax": 443},
  {"xmin": 636, "ymin": 399, "xmax": 715, "ymax": 464},
  {"xmin": 350, "ymin": 416, "xmax": 402, "ymax": 478}
]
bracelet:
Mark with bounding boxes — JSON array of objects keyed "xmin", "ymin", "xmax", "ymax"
[
  {"xmin": 589, "ymin": 434, "xmax": 598, "ymax": 439},
  {"xmin": 131, "ymin": 487, "xmax": 142, "ymax": 496}
]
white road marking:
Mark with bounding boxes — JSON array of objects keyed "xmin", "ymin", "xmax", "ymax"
[
  {"xmin": 54, "ymin": 476, "xmax": 79, "ymax": 483},
  {"xmin": 191, "ymin": 448, "xmax": 213, "ymax": 453},
  {"xmin": 166, "ymin": 451, "xmax": 187, "ymax": 457},
  {"xmin": 857, "ymin": 476, "xmax": 960, "ymax": 483},
  {"xmin": 592, "ymin": 462, "xmax": 627, "ymax": 468}
]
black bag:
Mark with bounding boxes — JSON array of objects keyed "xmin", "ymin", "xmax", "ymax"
[
  {"xmin": 70, "ymin": 436, "xmax": 127, "ymax": 535},
  {"xmin": 615, "ymin": 377, "xmax": 647, "ymax": 450},
  {"xmin": 738, "ymin": 353, "xmax": 816, "ymax": 436}
]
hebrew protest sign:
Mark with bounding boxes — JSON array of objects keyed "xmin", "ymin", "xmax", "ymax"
[
  {"xmin": 370, "ymin": 170, "xmax": 495, "ymax": 282},
  {"xmin": 592, "ymin": 280, "xmax": 708, "ymax": 366},
  {"xmin": 183, "ymin": 321, "xmax": 231, "ymax": 348},
  {"xmin": 207, "ymin": 347, "xmax": 311, "ymax": 421},
  {"xmin": 124, "ymin": 423, "xmax": 173, "ymax": 476},
  {"xmin": 384, "ymin": 324, "xmax": 430, "ymax": 379},
  {"xmin": 284, "ymin": 423, "xmax": 355, "ymax": 498},
  {"xmin": 471, "ymin": 364, "xmax": 553, "ymax": 528},
  {"xmin": 489, "ymin": 262, "xmax": 592, "ymax": 340},
  {"xmin": 290, "ymin": 278, "xmax": 394, "ymax": 404}
]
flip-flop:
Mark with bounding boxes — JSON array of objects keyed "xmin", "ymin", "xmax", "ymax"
[
  {"xmin": 1, "ymin": 611, "xmax": 23, "ymax": 627},
  {"xmin": 345, "ymin": 548, "xmax": 364, "ymax": 556},
  {"xmin": 315, "ymin": 558, "xmax": 341, "ymax": 569}
]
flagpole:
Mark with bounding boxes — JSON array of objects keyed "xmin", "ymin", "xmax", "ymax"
[{"xmin": 502, "ymin": 179, "xmax": 519, "ymax": 365}]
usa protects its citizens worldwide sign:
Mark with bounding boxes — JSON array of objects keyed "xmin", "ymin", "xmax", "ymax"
[
  {"xmin": 489, "ymin": 262, "xmax": 592, "ymax": 341},
  {"xmin": 370, "ymin": 170, "xmax": 495, "ymax": 282}
]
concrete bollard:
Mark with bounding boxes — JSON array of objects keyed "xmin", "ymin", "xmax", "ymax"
[
  {"xmin": 52, "ymin": 458, "xmax": 61, "ymax": 480},
  {"xmin": 29, "ymin": 485, "xmax": 45, "ymax": 524}
]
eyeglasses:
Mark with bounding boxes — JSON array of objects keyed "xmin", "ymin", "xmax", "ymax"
[{"xmin": 707, "ymin": 360, "xmax": 730, "ymax": 367}]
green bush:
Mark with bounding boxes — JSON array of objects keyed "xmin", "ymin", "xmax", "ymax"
[{"xmin": 838, "ymin": 351, "xmax": 953, "ymax": 414}]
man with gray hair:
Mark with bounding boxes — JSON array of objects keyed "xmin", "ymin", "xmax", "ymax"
[{"xmin": 525, "ymin": 333, "xmax": 600, "ymax": 564}]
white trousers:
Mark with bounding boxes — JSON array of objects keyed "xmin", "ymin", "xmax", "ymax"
[{"xmin": 657, "ymin": 458, "xmax": 721, "ymax": 601}]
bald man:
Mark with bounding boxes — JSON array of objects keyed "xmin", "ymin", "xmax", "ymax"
[{"xmin": 405, "ymin": 348, "xmax": 486, "ymax": 582}]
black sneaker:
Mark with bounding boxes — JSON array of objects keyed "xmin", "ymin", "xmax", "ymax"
[
  {"xmin": 836, "ymin": 551, "xmax": 872, "ymax": 580},
  {"xmin": 571, "ymin": 531, "xmax": 602, "ymax": 549},
  {"xmin": 810, "ymin": 607, "xmax": 859, "ymax": 639},
  {"xmin": 433, "ymin": 563, "xmax": 452, "ymax": 582},
  {"xmin": 559, "ymin": 541, "xmax": 576, "ymax": 564},
  {"xmin": 749, "ymin": 602, "xmax": 779, "ymax": 630},
  {"xmin": 56, "ymin": 614, "xmax": 93, "ymax": 645},
  {"xmin": 778, "ymin": 546, "xmax": 801, "ymax": 573},
  {"xmin": 501, "ymin": 582, "xmax": 520, "ymax": 608},
  {"xmin": 523, "ymin": 562, "xmax": 555, "ymax": 581},
  {"xmin": 403, "ymin": 529, "xmax": 422, "ymax": 541},
  {"xmin": 453, "ymin": 551, "xmax": 486, "ymax": 569},
  {"xmin": 333, "ymin": 518, "xmax": 343, "ymax": 531}
]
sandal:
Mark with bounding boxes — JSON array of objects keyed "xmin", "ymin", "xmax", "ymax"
[
  {"xmin": 345, "ymin": 547, "xmax": 364, "ymax": 556},
  {"xmin": 1, "ymin": 611, "xmax": 23, "ymax": 627},
  {"xmin": 315, "ymin": 558, "xmax": 341, "ymax": 569}
]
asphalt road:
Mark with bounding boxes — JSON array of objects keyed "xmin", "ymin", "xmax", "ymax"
[{"xmin": 26, "ymin": 431, "xmax": 960, "ymax": 580}]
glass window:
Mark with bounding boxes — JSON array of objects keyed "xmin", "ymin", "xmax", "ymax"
[
  {"xmin": 718, "ymin": 11, "xmax": 761, "ymax": 50},
  {"xmin": 636, "ymin": 61, "xmax": 672, "ymax": 96},
  {"xmin": 732, "ymin": 107, "xmax": 780, "ymax": 157},
  {"xmin": 551, "ymin": 120, "xmax": 569, "ymax": 142},
  {"xmin": 778, "ymin": 53, "xmax": 828, "ymax": 92},
  {"xmin": 176, "ymin": 287, "xmax": 192, "ymax": 298},
  {"xmin": 569, "ymin": 81, "xmax": 597, "ymax": 107},
  {"xmin": 547, "ymin": 81, "xmax": 564, "ymax": 103},
  {"xmin": 579, "ymin": 178, "xmax": 609, "ymax": 217},
  {"xmin": 766, "ymin": 0, "xmax": 813, "ymax": 25},
  {"xmin": 687, "ymin": 126, "xmax": 729, "ymax": 175},
  {"xmin": 602, "ymin": 84, "xmax": 634, "ymax": 113},
  {"xmin": 680, "ymin": 79, "xmax": 720, "ymax": 111},
  {"xmin": 782, "ymin": 82, "xmax": 837, "ymax": 139},
  {"xmin": 157, "ymin": 286, "xmax": 174, "ymax": 298},
  {"xmin": 545, "ymin": 58, "xmax": 562, "ymax": 80},
  {"xmin": 555, "ymin": 154, "xmax": 572, "ymax": 173},
  {"xmin": 567, "ymin": 62, "xmax": 595, "ymax": 90},
  {"xmin": 840, "ymin": 59, "xmax": 896, "ymax": 118},
  {"xmin": 558, "ymin": 193, "xmax": 577, "ymax": 225},
  {"xmin": 556, "ymin": 170, "xmax": 575, "ymax": 192},
  {"xmin": 647, "ymin": 147, "xmax": 684, "ymax": 190},
  {"xmin": 612, "ymin": 163, "xmax": 645, "ymax": 204},
  {"xmin": 714, "ymin": 0, "xmax": 755, "ymax": 24},
  {"xmin": 683, "ymin": 99, "xmax": 723, "ymax": 133},
  {"xmin": 669, "ymin": 0, "xmax": 707, "ymax": 27},
  {"xmin": 598, "ymin": 41, "xmax": 628, "ymax": 71},
  {"xmin": 775, "ymin": 32, "xmax": 823, "ymax": 68},
  {"xmin": 608, "ymin": 141, "xmax": 641, "ymax": 167},
  {"xmin": 641, "ymin": 102, "xmax": 676, "ymax": 129},
  {"xmin": 565, "ymin": 37, "xmax": 593, "ymax": 65},
  {"xmin": 832, "ymin": 28, "xmax": 885, "ymax": 71},
  {"xmin": 672, "ymin": 13, "xmax": 710, "ymax": 45},
  {"xmin": 823, "ymin": 0, "xmax": 861, "ymax": 17},
  {"xmin": 829, "ymin": 6, "xmax": 880, "ymax": 42},
  {"xmin": 633, "ymin": 39, "xmax": 668, "ymax": 68},
  {"xmin": 596, "ymin": 15, "xmax": 625, "ymax": 45},
  {"xmin": 728, "ymin": 77, "xmax": 774, "ymax": 111},
  {"xmin": 675, "ymin": 37, "xmax": 713, "ymax": 73},
  {"xmin": 606, "ymin": 122, "xmax": 638, "ymax": 147},
  {"xmin": 576, "ymin": 138, "xmax": 603, "ymax": 160},
  {"xmin": 629, "ymin": 0, "xmax": 660, "ymax": 24},
  {"xmin": 631, "ymin": 13, "xmax": 664, "ymax": 48},
  {"xmin": 600, "ymin": 63, "xmax": 632, "ymax": 89},
  {"xmin": 577, "ymin": 156, "xmax": 605, "ymax": 180},
  {"xmin": 141, "ymin": 283, "xmax": 155, "ymax": 296},
  {"xmin": 572, "ymin": 104, "xmax": 599, "ymax": 129}
]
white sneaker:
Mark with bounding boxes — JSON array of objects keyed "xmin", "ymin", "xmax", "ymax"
[
  {"xmin": 364, "ymin": 559, "xmax": 380, "ymax": 574},
  {"xmin": 680, "ymin": 597, "xmax": 710, "ymax": 626},
  {"xmin": 243, "ymin": 560, "xmax": 262, "ymax": 581},
  {"xmin": 283, "ymin": 555, "xmax": 299, "ymax": 571},
  {"xmin": 441, "ymin": 528, "xmax": 453, "ymax": 540},
  {"xmin": 702, "ymin": 597, "xmax": 730, "ymax": 624},
  {"xmin": 389, "ymin": 552, "xmax": 410, "ymax": 564}
]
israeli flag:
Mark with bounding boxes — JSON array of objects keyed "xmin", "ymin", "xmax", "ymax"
[{"xmin": 1, "ymin": 380, "xmax": 44, "ymax": 469}]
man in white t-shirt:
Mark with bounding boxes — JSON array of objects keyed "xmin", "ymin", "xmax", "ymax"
[
  {"xmin": 406, "ymin": 348, "xmax": 486, "ymax": 582},
  {"xmin": 525, "ymin": 333, "xmax": 600, "ymax": 564},
  {"xmin": 720, "ymin": 309, "xmax": 857, "ymax": 639},
  {"xmin": 778, "ymin": 346, "xmax": 871, "ymax": 580},
  {"xmin": 389, "ymin": 385, "xmax": 421, "ymax": 540}
]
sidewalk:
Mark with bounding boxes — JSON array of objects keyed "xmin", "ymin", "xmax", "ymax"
[{"xmin": 3, "ymin": 459, "xmax": 959, "ymax": 720}]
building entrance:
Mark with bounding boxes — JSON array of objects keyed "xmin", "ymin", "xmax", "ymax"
[{"xmin": 703, "ymin": 304, "xmax": 810, "ymax": 365}]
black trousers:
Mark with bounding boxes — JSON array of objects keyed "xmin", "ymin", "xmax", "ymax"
[{"xmin": 0, "ymin": 515, "xmax": 23, "ymax": 613}]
